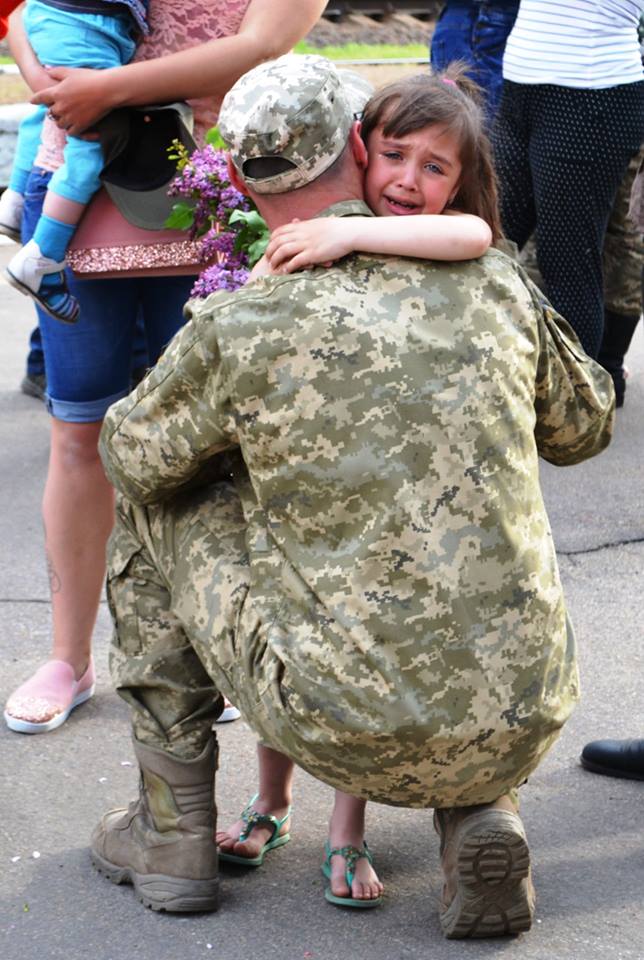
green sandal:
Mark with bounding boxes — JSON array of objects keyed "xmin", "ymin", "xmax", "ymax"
[
  {"xmin": 218, "ymin": 794, "xmax": 291, "ymax": 867},
  {"xmin": 321, "ymin": 840, "xmax": 383, "ymax": 908}
]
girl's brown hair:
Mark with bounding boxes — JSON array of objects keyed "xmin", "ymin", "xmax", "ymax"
[{"xmin": 360, "ymin": 64, "xmax": 503, "ymax": 243}]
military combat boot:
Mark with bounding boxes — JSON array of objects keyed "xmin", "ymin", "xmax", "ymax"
[
  {"xmin": 91, "ymin": 737, "xmax": 218, "ymax": 912},
  {"xmin": 433, "ymin": 796, "xmax": 535, "ymax": 939}
]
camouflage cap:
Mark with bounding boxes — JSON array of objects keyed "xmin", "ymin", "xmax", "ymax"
[
  {"xmin": 336, "ymin": 69, "xmax": 374, "ymax": 116},
  {"xmin": 218, "ymin": 54, "xmax": 356, "ymax": 194}
]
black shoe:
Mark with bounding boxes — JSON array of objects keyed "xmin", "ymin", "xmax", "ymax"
[
  {"xmin": 580, "ymin": 739, "xmax": 644, "ymax": 781},
  {"xmin": 20, "ymin": 373, "xmax": 47, "ymax": 401}
]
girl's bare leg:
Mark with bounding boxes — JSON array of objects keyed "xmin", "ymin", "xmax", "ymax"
[
  {"xmin": 216, "ymin": 744, "xmax": 294, "ymax": 858},
  {"xmin": 328, "ymin": 791, "xmax": 383, "ymax": 901}
]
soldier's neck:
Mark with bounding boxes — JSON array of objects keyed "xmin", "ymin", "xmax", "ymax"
[{"xmin": 256, "ymin": 187, "xmax": 364, "ymax": 231}]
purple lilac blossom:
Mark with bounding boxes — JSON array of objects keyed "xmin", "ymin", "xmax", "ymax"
[
  {"xmin": 169, "ymin": 145, "xmax": 252, "ymax": 297},
  {"xmin": 191, "ymin": 263, "xmax": 250, "ymax": 298}
]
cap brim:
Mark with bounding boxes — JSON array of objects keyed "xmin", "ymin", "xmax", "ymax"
[{"xmin": 103, "ymin": 181, "xmax": 182, "ymax": 231}]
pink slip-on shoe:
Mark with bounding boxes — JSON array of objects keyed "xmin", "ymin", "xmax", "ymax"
[{"xmin": 4, "ymin": 658, "xmax": 95, "ymax": 734}]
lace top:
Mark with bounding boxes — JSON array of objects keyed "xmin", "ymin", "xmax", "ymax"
[
  {"xmin": 36, "ymin": 0, "xmax": 252, "ymax": 169},
  {"xmin": 134, "ymin": 0, "xmax": 252, "ymax": 138}
]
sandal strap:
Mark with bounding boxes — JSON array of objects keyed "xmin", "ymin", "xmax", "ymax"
[
  {"xmin": 325, "ymin": 841, "xmax": 373, "ymax": 886},
  {"xmin": 238, "ymin": 793, "xmax": 291, "ymax": 843}
]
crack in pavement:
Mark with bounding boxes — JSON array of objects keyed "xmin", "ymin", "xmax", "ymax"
[
  {"xmin": 0, "ymin": 597, "xmax": 108, "ymax": 604},
  {"xmin": 558, "ymin": 534, "xmax": 644, "ymax": 557}
]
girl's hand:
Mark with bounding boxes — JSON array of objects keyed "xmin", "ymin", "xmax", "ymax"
[
  {"xmin": 266, "ymin": 217, "xmax": 357, "ymax": 273},
  {"xmin": 248, "ymin": 254, "xmax": 273, "ymax": 280}
]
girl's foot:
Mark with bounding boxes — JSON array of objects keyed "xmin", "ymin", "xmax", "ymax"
[
  {"xmin": 216, "ymin": 795, "xmax": 291, "ymax": 861},
  {"xmin": 325, "ymin": 791, "xmax": 383, "ymax": 903},
  {"xmin": 326, "ymin": 836, "xmax": 383, "ymax": 903}
]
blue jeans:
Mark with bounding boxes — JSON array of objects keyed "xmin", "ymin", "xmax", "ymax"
[
  {"xmin": 26, "ymin": 325, "xmax": 45, "ymax": 378},
  {"xmin": 23, "ymin": 168, "xmax": 194, "ymax": 422},
  {"xmin": 26, "ymin": 314, "xmax": 149, "ymax": 382},
  {"xmin": 430, "ymin": 1, "xmax": 519, "ymax": 124}
]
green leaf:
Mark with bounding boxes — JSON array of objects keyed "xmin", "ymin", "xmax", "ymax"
[
  {"xmin": 229, "ymin": 208, "xmax": 270, "ymax": 266},
  {"xmin": 164, "ymin": 201, "xmax": 195, "ymax": 231},
  {"xmin": 166, "ymin": 138, "xmax": 190, "ymax": 170},
  {"xmin": 247, "ymin": 235, "xmax": 269, "ymax": 266},
  {"xmin": 205, "ymin": 126, "xmax": 227, "ymax": 150},
  {"xmin": 229, "ymin": 209, "xmax": 266, "ymax": 231}
]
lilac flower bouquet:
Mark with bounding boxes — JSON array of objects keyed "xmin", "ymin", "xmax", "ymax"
[{"xmin": 166, "ymin": 129, "xmax": 269, "ymax": 298}]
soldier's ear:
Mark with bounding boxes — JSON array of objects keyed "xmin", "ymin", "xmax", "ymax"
[{"xmin": 226, "ymin": 154, "xmax": 251, "ymax": 196}]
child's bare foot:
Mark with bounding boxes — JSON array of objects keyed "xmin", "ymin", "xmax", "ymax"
[{"xmin": 216, "ymin": 795, "xmax": 291, "ymax": 862}]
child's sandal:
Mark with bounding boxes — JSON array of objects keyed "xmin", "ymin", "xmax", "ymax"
[
  {"xmin": 218, "ymin": 793, "xmax": 291, "ymax": 866},
  {"xmin": 321, "ymin": 840, "xmax": 383, "ymax": 908}
]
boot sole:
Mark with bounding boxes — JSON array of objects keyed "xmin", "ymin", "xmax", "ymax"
[
  {"xmin": 440, "ymin": 811, "xmax": 535, "ymax": 939},
  {"xmin": 91, "ymin": 848, "xmax": 219, "ymax": 913}
]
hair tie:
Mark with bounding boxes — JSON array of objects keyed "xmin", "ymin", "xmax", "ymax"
[{"xmin": 442, "ymin": 77, "xmax": 457, "ymax": 87}]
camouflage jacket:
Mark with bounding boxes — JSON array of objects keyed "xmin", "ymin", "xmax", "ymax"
[{"xmin": 101, "ymin": 200, "xmax": 615, "ymax": 804}]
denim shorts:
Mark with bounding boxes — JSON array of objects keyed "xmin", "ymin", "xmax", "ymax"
[{"xmin": 23, "ymin": 168, "xmax": 195, "ymax": 422}]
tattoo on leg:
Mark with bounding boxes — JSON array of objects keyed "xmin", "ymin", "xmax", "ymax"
[{"xmin": 46, "ymin": 549, "xmax": 61, "ymax": 594}]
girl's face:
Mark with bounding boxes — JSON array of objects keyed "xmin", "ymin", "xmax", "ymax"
[{"xmin": 364, "ymin": 123, "xmax": 463, "ymax": 217}]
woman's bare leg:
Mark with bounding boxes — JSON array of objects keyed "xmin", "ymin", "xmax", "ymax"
[{"xmin": 43, "ymin": 418, "xmax": 114, "ymax": 673}]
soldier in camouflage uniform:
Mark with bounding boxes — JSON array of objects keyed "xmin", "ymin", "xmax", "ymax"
[{"xmin": 91, "ymin": 55, "xmax": 615, "ymax": 936}]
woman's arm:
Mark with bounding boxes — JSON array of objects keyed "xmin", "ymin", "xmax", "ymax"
[
  {"xmin": 266, "ymin": 212, "xmax": 493, "ymax": 273},
  {"xmin": 32, "ymin": 0, "xmax": 327, "ymax": 135},
  {"xmin": 7, "ymin": 4, "xmax": 51, "ymax": 92}
]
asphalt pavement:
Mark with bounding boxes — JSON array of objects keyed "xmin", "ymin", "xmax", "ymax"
[{"xmin": 0, "ymin": 237, "xmax": 643, "ymax": 960}]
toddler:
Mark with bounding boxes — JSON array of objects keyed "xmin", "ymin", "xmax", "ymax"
[{"xmin": 0, "ymin": 0, "xmax": 148, "ymax": 322}]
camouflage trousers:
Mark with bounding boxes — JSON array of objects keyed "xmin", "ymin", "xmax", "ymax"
[
  {"xmin": 107, "ymin": 481, "xmax": 574, "ymax": 809},
  {"xmin": 603, "ymin": 146, "xmax": 644, "ymax": 318}
]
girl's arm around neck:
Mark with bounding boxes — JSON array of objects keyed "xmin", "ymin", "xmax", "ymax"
[{"xmin": 266, "ymin": 212, "xmax": 492, "ymax": 274}]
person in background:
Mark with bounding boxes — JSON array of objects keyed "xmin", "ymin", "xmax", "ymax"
[
  {"xmin": 429, "ymin": 0, "xmax": 519, "ymax": 123},
  {"xmin": 3, "ymin": 0, "xmax": 327, "ymax": 736},
  {"xmin": 598, "ymin": 148, "xmax": 643, "ymax": 406},
  {"xmin": 491, "ymin": 0, "xmax": 644, "ymax": 359},
  {"xmin": 1, "ymin": 0, "xmax": 150, "ymax": 325},
  {"xmin": 580, "ymin": 155, "xmax": 644, "ymax": 780},
  {"xmin": 431, "ymin": 2, "xmax": 643, "ymax": 397},
  {"xmin": 581, "ymin": 737, "xmax": 644, "ymax": 781}
]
